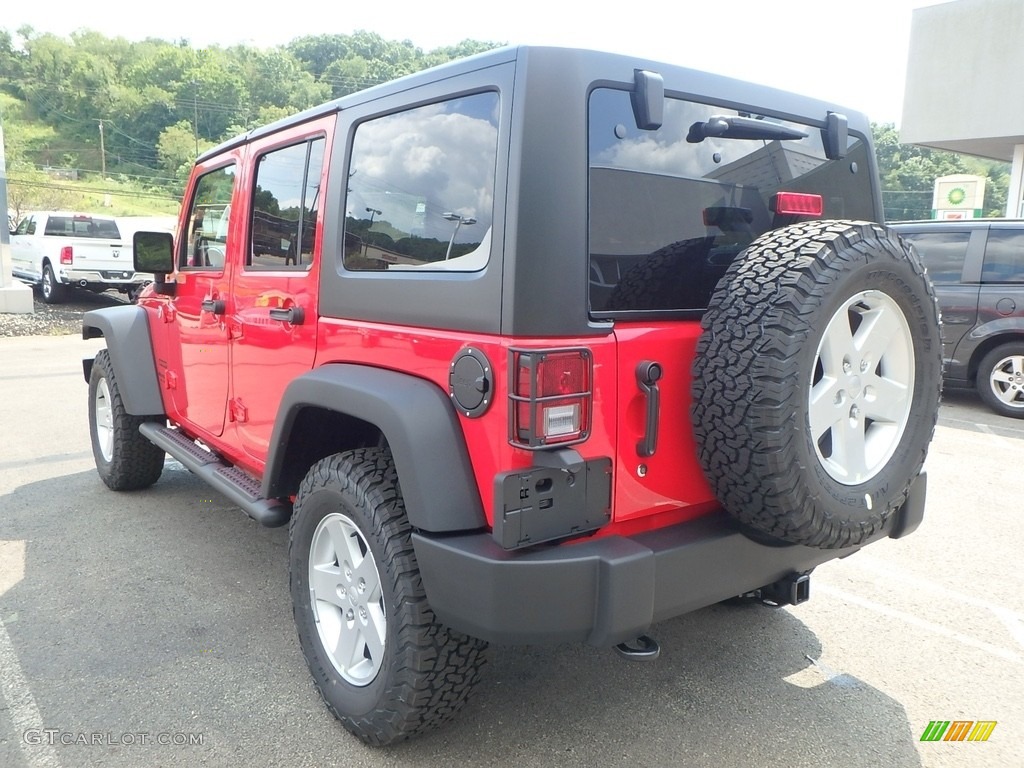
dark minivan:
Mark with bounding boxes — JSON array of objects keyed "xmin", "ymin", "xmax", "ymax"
[{"xmin": 891, "ymin": 219, "xmax": 1024, "ymax": 417}]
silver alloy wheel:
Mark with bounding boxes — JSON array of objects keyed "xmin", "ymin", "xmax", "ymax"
[
  {"xmin": 308, "ymin": 512, "xmax": 386, "ymax": 686},
  {"xmin": 809, "ymin": 290, "xmax": 915, "ymax": 486},
  {"xmin": 42, "ymin": 267, "xmax": 54, "ymax": 298},
  {"xmin": 987, "ymin": 353, "xmax": 1024, "ymax": 409},
  {"xmin": 93, "ymin": 377, "xmax": 115, "ymax": 462}
]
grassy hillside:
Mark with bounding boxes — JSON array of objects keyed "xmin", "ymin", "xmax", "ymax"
[{"xmin": 3, "ymin": 93, "xmax": 180, "ymax": 221}]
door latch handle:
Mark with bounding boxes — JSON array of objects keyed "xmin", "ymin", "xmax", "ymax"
[
  {"xmin": 636, "ymin": 361, "xmax": 662, "ymax": 458},
  {"xmin": 201, "ymin": 298, "xmax": 226, "ymax": 315},
  {"xmin": 269, "ymin": 306, "xmax": 305, "ymax": 325}
]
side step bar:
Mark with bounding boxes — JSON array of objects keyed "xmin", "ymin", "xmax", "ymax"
[{"xmin": 139, "ymin": 423, "xmax": 291, "ymax": 528}]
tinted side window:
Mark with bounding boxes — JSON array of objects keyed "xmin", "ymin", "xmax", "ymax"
[
  {"xmin": 14, "ymin": 217, "xmax": 35, "ymax": 236},
  {"xmin": 248, "ymin": 138, "xmax": 325, "ymax": 270},
  {"xmin": 898, "ymin": 231, "xmax": 971, "ymax": 283},
  {"xmin": 181, "ymin": 165, "xmax": 236, "ymax": 270},
  {"xmin": 343, "ymin": 92, "xmax": 499, "ymax": 272},
  {"xmin": 982, "ymin": 229, "xmax": 1024, "ymax": 283}
]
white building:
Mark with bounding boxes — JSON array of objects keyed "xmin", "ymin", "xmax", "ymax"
[{"xmin": 901, "ymin": 0, "xmax": 1024, "ymax": 217}]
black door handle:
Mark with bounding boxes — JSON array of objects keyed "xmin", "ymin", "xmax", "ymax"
[
  {"xmin": 269, "ymin": 307, "xmax": 305, "ymax": 325},
  {"xmin": 201, "ymin": 298, "xmax": 226, "ymax": 314},
  {"xmin": 636, "ymin": 361, "xmax": 662, "ymax": 458}
]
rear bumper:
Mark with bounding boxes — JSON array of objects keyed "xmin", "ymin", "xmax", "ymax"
[
  {"xmin": 61, "ymin": 268, "xmax": 149, "ymax": 286},
  {"xmin": 414, "ymin": 473, "xmax": 926, "ymax": 647}
]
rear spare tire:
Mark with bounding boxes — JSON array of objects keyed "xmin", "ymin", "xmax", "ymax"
[{"xmin": 692, "ymin": 220, "xmax": 942, "ymax": 549}]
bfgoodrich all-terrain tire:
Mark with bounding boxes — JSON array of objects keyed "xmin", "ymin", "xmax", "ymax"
[
  {"xmin": 88, "ymin": 349, "xmax": 165, "ymax": 490},
  {"xmin": 692, "ymin": 220, "xmax": 942, "ymax": 550},
  {"xmin": 289, "ymin": 448, "xmax": 487, "ymax": 746}
]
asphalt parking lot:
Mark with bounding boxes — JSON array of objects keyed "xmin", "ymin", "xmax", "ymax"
[{"xmin": 1, "ymin": 334, "xmax": 1022, "ymax": 768}]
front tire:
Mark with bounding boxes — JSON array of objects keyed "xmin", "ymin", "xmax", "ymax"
[
  {"xmin": 976, "ymin": 342, "xmax": 1024, "ymax": 418},
  {"xmin": 289, "ymin": 448, "xmax": 487, "ymax": 746},
  {"xmin": 692, "ymin": 221, "xmax": 942, "ymax": 549},
  {"xmin": 88, "ymin": 349, "xmax": 165, "ymax": 490}
]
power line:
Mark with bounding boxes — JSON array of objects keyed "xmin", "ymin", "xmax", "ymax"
[{"xmin": 8, "ymin": 178, "xmax": 182, "ymax": 201}]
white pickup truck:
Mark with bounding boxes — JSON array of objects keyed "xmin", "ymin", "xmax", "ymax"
[{"xmin": 9, "ymin": 211, "xmax": 150, "ymax": 303}]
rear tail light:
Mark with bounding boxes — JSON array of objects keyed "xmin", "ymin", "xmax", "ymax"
[
  {"xmin": 60, "ymin": 246, "xmax": 73, "ymax": 265},
  {"xmin": 771, "ymin": 192, "xmax": 823, "ymax": 217},
  {"xmin": 509, "ymin": 348, "xmax": 592, "ymax": 449}
]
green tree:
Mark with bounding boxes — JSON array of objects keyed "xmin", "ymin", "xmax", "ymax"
[
  {"xmin": 0, "ymin": 30, "xmax": 24, "ymax": 87},
  {"xmin": 157, "ymin": 119, "xmax": 211, "ymax": 183},
  {"xmin": 873, "ymin": 123, "xmax": 968, "ymax": 190},
  {"xmin": 422, "ymin": 39, "xmax": 501, "ymax": 68},
  {"xmin": 0, "ymin": 26, "xmax": 500, "ymax": 204},
  {"xmin": 6, "ymin": 166, "xmax": 76, "ymax": 216},
  {"xmin": 288, "ymin": 35, "xmax": 352, "ymax": 79},
  {"xmin": 874, "ymin": 123, "xmax": 1011, "ymax": 218},
  {"xmin": 229, "ymin": 46, "xmax": 329, "ymax": 116}
]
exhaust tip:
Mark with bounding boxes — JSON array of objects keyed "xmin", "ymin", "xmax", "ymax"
[{"xmin": 613, "ymin": 634, "xmax": 660, "ymax": 661}]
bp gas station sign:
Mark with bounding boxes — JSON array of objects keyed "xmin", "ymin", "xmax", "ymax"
[{"xmin": 933, "ymin": 174, "xmax": 986, "ymax": 219}]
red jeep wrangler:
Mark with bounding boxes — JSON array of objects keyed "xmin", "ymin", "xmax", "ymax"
[{"xmin": 83, "ymin": 46, "xmax": 941, "ymax": 745}]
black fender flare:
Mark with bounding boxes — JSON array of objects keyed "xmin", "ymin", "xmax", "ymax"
[
  {"xmin": 82, "ymin": 306, "xmax": 166, "ymax": 417},
  {"xmin": 265, "ymin": 364, "xmax": 486, "ymax": 533}
]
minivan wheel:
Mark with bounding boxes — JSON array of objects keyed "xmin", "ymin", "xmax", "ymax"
[
  {"xmin": 976, "ymin": 342, "xmax": 1024, "ymax": 418},
  {"xmin": 692, "ymin": 220, "xmax": 943, "ymax": 549},
  {"xmin": 290, "ymin": 448, "xmax": 487, "ymax": 746}
]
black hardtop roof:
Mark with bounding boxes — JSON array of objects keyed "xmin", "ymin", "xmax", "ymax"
[{"xmin": 197, "ymin": 45, "xmax": 870, "ymax": 165}]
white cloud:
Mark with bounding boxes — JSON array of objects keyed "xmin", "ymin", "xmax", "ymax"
[{"xmin": 349, "ymin": 96, "xmax": 498, "ymax": 241}]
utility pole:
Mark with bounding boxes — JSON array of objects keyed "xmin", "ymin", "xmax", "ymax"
[
  {"xmin": 98, "ymin": 119, "xmax": 106, "ymax": 178},
  {"xmin": 98, "ymin": 119, "xmax": 111, "ymax": 207},
  {"xmin": 192, "ymin": 80, "xmax": 199, "ymax": 155}
]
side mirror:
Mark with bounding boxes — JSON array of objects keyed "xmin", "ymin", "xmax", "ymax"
[
  {"xmin": 134, "ymin": 231, "xmax": 174, "ymax": 273},
  {"xmin": 133, "ymin": 231, "xmax": 176, "ymax": 295}
]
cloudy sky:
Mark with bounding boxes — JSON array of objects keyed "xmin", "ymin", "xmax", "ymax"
[{"xmin": 3, "ymin": 0, "xmax": 948, "ymax": 124}]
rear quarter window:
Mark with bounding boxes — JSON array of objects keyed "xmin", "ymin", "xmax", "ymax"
[
  {"xmin": 343, "ymin": 91, "xmax": 499, "ymax": 272},
  {"xmin": 898, "ymin": 230, "xmax": 971, "ymax": 283}
]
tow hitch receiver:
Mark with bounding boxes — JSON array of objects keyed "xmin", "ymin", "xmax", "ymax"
[{"xmin": 760, "ymin": 572, "xmax": 811, "ymax": 607}]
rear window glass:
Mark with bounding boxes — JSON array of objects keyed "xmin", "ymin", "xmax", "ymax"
[
  {"xmin": 588, "ymin": 89, "xmax": 873, "ymax": 314},
  {"xmin": 43, "ymin": 216, "xmax": 121, "ymax": 239},
  {"xmin": 982, "ymin": 229, "xmax": 1024, "ymax": 284},
  {"xmin": 897, "ymin": 230, "xmax": 971, "ymax": 283}
]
